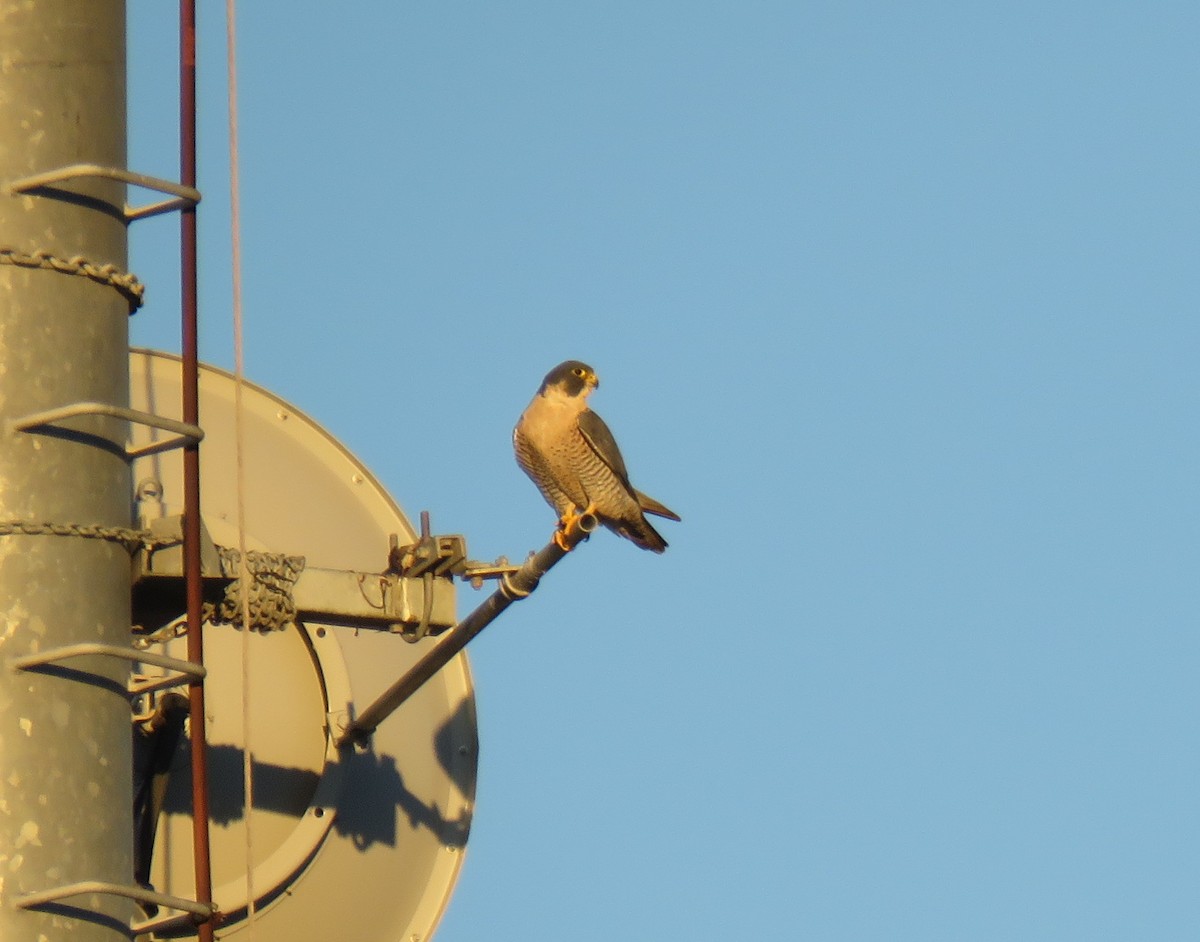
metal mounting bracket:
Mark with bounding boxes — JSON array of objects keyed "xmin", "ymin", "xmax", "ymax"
[
  {"xmin": 337, "ymin": 513, "xmax": 598, "ymax": 747},
  {"xmin": 133, "ymin": 522, "xmax": 459, "ymax": 637}
]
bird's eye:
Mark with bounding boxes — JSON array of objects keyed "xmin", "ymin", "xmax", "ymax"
[{"xmin": 572, "ymin": 367, "xmax": 585, "ymax": 377}]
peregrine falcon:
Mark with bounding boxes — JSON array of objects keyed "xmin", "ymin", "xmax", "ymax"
[{"xmin": 513, "ymin": 360, "xmax": 680, "ymax": 552}]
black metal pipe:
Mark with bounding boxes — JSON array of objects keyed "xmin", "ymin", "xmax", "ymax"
[
  {"xmin": 179, "ymin": 2, "xmax": 214, "ymax": 936},
  {"xmin": 337, "ymin": 514, "xmax": 598, "ymax": 748}
]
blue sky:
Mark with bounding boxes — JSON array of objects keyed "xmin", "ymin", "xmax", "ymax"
[{"xmin": 128, "ymin": 2, "xmax": 1198, "ymax": 939}]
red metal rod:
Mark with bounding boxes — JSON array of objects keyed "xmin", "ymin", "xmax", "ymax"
[{"xmin": 180, "ymin": 1, "xmax": 215, "ymax": 936}]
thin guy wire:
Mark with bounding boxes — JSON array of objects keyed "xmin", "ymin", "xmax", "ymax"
[{"xmin": 226, "ymin": 0, "xmax": 258, "ymax": 929}]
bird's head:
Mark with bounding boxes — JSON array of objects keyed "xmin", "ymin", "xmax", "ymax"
[{"xmin": 540, "ymin": 360, "xmax": 599, "ymax": 399}]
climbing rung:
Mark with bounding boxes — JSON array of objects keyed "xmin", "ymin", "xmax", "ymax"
[
  {"xmin": 10, "ymin": 642, "xmax": 205, "ymax": 692},
  {"xmin": 8, "ymin": 163, "xmax": 201, "ymax": 221},
  {"xmin": 16, "ymin": 879, "xmax": 214, "ymax": 920},
  {"xmin": 9, "ymin": 400, "xmax": 203, "ymax": 458}
]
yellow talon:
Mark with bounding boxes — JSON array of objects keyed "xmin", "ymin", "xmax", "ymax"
[
  {"xmin": 558, "ymin": 503, "xmax": 579, "ymax": 531},
  {"xmin": 555, "ymin": 502, "xmax": 597, "ymax": 551}
]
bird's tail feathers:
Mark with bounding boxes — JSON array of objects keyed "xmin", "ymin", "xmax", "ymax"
[
  {"xmin": 635, "ymin": 490, "xmax": 681, "ymax": 522},
  {"xmin": 621, "ymin": 517, "xmax": 668, "ymax": 553}
]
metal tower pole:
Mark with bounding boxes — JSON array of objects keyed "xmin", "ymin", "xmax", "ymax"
[{"xmin": 0, "ymin": 3, "xmax": 136, "ymax": 940}]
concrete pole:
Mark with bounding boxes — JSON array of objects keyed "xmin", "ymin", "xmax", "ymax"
[{"xmin": 0, "ymin": 3, "xmax": 136, "ymax": 939}]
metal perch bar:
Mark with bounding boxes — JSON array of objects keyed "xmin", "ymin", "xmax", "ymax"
[{"xmin": 336, "ymin": 512, "xmax": 598, "ymax": 747}]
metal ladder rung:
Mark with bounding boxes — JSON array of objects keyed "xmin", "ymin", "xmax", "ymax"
[
  {"xmin": 10, "ymin": 642, "xmax": 206, "ymax": 692},
  {"xmin": 16, "ymin": 879, "xmax": 214, "ymax": 921},
  {"xmin": 9, "ymin": 163, "xmax": 202, "ymax": 221},
  {"xmin": 9, "ymin": 400, "xmax": 203, "ymax": 458}
]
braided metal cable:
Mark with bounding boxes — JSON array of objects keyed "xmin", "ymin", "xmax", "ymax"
[
  {"xmin": 0, "ymin": 247, "xmax": 145, "ymax": 310},
  {"xmin": 0, "ymin": 519, "xmax": 162, "ymax": 554},
  {"xmin": 1, "ymin": 522, "xmax": 307, "ymax": 633},
  {"xmin": 205, "ymin": 546, "xmax": 307, "ymax": 633}
]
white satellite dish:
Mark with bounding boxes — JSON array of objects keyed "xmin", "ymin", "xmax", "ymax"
[{"xmin": 129, "ymin": 350, "xmax": 477, "ymax": 941}]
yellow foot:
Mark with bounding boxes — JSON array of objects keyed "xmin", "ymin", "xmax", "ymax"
[{"xmin": 555, "ymin": 502, "xmax": 597, "ymax": 550}]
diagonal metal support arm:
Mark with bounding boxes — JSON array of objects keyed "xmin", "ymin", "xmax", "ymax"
[{"xmin": 336, "ymin": 513, "xmax": 598, "ymax": 748}]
